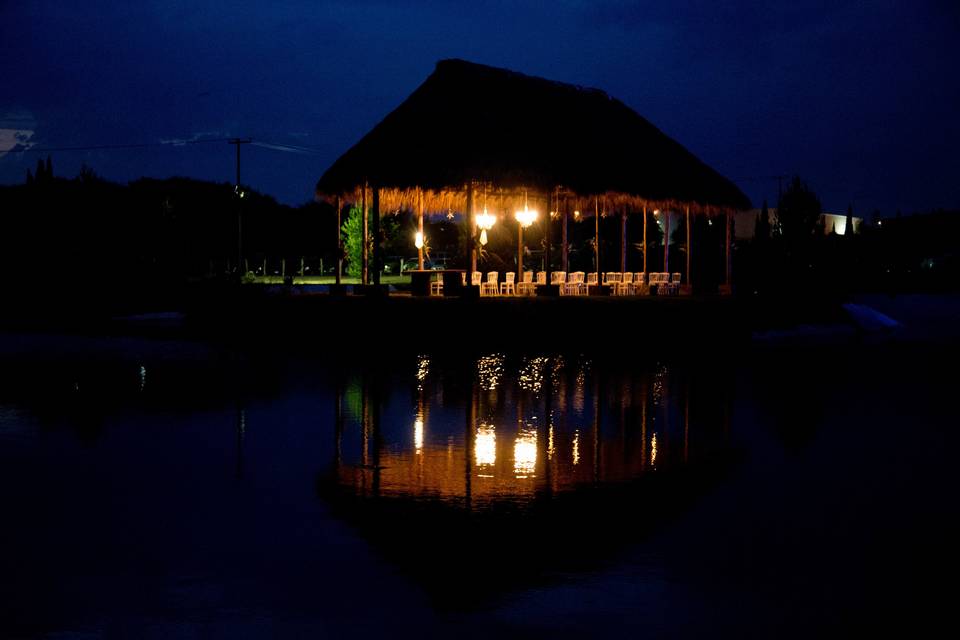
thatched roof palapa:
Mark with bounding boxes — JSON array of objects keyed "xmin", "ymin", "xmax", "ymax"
[{"xmin": 316, "ymin": 59, "xmax": 750, "ymax": 216}]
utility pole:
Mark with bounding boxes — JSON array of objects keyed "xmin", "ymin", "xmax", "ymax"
[{"xmin": 229, "ymin": 138, "xmax": 252, "ymax": 275}]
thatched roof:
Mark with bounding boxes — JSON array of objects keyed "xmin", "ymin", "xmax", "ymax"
[{"xmin": 316, "ymin": 59, "xmax": 750, "ymax": 215}]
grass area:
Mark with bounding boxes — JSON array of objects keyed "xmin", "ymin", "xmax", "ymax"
[{"xmin": 248, "ymin": 275, "xmax": 412, "ymax": 285}]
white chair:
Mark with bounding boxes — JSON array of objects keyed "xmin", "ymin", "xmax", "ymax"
[
  {"xmin": 669, "ymin": 272, "xmax": 681, "ymax": 295},
  {"xmin": 430, "ymin": 272, "xmax": 443, "ymax": 296},
  {"xmin": 517, "ymin": 270, "xmax": 535, "ymax": 295},
  {"xmin": 481, "ymin": 271, "xmax": 498, "ymax": 296},
  {"xmin": 569, "ymin": 272, "xmax": 581, "ymax": 296},
  {"xmin": 556, "ymin": 271, "xmax": 577, "ymax": 296},
  {"xmin": 634, "ymin": 272, "xmax": 647, "ymax": 295},
  {"xmin": 653, "ymin": 272, "xmax": 670, "ymax": 295},
  {"xmin": 550, "ymin": 271, "xmax": 566, "ymax": 295},
  {"xmin": 648, "ymin": 272, "xmax": 660, "ymax": 293},
  {"xmin": 586, "ymin": 272, "xmax": 598, "ymax": 293},
  {"xmin": 500, "ymin": 271, "xmax": 516, "ymax": 296},
  {"xmin": 617, "ymin": 271, "xmax": 634, "ymax": 296},
  {"xmin": 471, "ymin": 271, "xmax": 483, "ymax": 287},
  {"xmin": 535, "ymin": 271, "xmax": 547, "ymax": 286}
]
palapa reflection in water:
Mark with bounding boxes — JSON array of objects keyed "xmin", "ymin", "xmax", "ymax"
[{"xmin": 328, "ymin": 353, "xmax": 732, "ymax": 508}]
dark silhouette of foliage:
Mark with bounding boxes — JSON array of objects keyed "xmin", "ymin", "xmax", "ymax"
[
  {"xmin": 755, "ymin": 200, "xmax": 771, "ymax": 242},
  {"xmin": 777, "ymin": 176, "xmax": 821, "ymax": 245}
]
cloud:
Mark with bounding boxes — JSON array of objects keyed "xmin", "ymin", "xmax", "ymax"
[{"xmin": 0, "ymin": 110, "xmax": 37, "ymax": 157}]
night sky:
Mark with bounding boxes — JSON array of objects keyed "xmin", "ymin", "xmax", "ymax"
[{"xmin": 2, "ymin": 1, "xmax": 958, "ymax": 215}]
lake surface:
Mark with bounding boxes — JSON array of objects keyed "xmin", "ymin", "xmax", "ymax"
[{"xmin": 0, "ymin": 333, "xmax": 954, "ymax": 638}]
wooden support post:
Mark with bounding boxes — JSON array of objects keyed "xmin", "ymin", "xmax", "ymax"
[
  {"xmin": 643, "ymin": 204, "xmax": 647, "ymax": 276},
  {"xmin": 372, "ymin": 185, "xmax": 381, "ymax": 286},
  {"xmin": 262, "ymin": 257, "xmax": 266, "ymax": 276},
  {"xmin": 466, "ymin": 182, "xmax": 476, "ymax": 289},
  {"xmin": 517, "ymin": 219, "xmax": 524, "ymax": 276},
  {"xmin": 594, "ymin": 197, "xmax": 600, "ymax": 281},
  {"xmin": 561, "ymin": 195, "xmax": 569, "ymax": 273},
  {"xmin": 686, "ymin": 205, "xmax": 692, "ymax": 288},
  {"xmin": 620, "ymin": 209, "xmax": 627, "ymax": 273},
  {"xmin": 281, "ymin": 258, "xmax": 285, "ymax": 278},
  {"xmin": 664, "ymin": 210, "xmax": 670, "ymax": 273},
  {"xmin": 544, "ymin": 189, "xmax": 552, "ymax": 278},
  {"xmin": 361, "ymin": 184, "xmax": 368, "ymax": 285},
  {"xmin": 335, "ymin": 195, "xmax": 342, "ymax": 285},
  {"xmin": 417, "ymin": 188, "xmax": 424, "ymax": 270},
  {"xmin": 300, "ymin": 256, "xmax": 304, "ymax": 277}
]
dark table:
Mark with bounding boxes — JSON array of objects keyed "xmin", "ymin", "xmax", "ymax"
[{"xmin": 404, "ymin": 269, "xmax": 467, "ymax": 297}]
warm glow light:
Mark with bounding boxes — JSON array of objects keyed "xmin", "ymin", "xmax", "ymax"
[
  {"xmin": 514, "ymin": 426, "xmax": 537, "ymax": 478},
  {"xmin": 650, "ymin": 432, "xmax": 658, "ymax": 468},
  {"xmin": 477, "ymin": 354, "xmax": 504, "ymax": 390},
  {"xmin": 414, "ymin": 231, "xmax": 424, "ymax": 249},
  {"xmin": 476, "ymin": 208, "xmax": 497, "ymax": 230},
  {"xmin": 572, "ymin": 430, "xmax": 580, "ymax": 466},
  {"xmin": 653, "ymin": 209, "xmax": 660, "ymax": 216},
  {"xmin": 414, "ymin": 417, "xmax": 424, "ymax": 453},
  {"xmin": 519, "ymin": 356, "xmax": 548, "ymax": 393},
  {"xmin": 416, "ymin": 355, "xmax": 430, "ymax": 382},
  {"xmin": 514, "ymin": 207, "xmax": 538, "ymax": 228},
  {"xmin": 476, "ymin": 423, "xmax": 497, "ymax": 468},
  {"xmin": 480, "ymin": 228, "xmax": 488, "ymax": 245},
  {"xmin": 573, "ymin": 210, "xmax": 581, "ymax": 219}
]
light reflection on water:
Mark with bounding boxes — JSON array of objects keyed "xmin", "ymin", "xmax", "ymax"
[
  {"xmin": 4, "ymin": 334, "xmax": 955, "ymax": 636},
  {"xmin": 0, "ymin": 339, "xmax": 737, "ymax": 620},
  {"xmin": 330, "ymin": 353, "xmax": 731, "ymax": 508}
]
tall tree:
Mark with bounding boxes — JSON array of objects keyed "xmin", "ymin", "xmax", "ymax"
[
  {"xmin": 341, "ymin": 206, "xmax": 369, "ymax": 277},
  {"xmin": 755, "ymin": 199, "xmax": 771, "ymax": 241},
  {"xmin": 777, "ymin": 176, "xmax": 822, "ymax": 245}
]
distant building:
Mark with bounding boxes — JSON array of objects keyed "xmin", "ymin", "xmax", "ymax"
[{"xmin": 734, "ymin": 208, "xmax": 862, "ymax": 240}]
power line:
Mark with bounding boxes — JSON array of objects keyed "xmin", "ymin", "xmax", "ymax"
[
  {"xmin": 9, "ymin": 137, "xmax": 326, "ymax": 155},
  {"xmin": 10, "ymin": 138, "xmax": 237, "ymax": 153}
]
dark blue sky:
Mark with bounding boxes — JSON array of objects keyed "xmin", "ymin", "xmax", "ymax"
[{"xmin": 2, "ymin": 1, "xmax": 958, "ymax": 214}]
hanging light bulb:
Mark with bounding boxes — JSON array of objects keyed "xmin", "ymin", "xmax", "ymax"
[
  {"xmin": 480, "ymin": 228, "xmax": 488, "ymax": 245},
  {"xmin": 476, "ymin": 208, "xmax": 497, "ymax": 231},
  {"xmin": 514, "ymin": 191, "xmax": 538, "ymax": 228},
  {"xmin": 415, "ymin": 231, "xmax": 424, "ymax": 249}
]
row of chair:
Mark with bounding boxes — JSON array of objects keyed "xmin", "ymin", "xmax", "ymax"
[
  {"xmin": 603, "ymin": 271, "xmax": 682, "ymax": 296},
  {"xmin": 431, "ymin": 271, "xmax": 682, "ymax": 296}
]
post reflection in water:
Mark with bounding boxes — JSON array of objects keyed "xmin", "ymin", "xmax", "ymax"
[
  {"xmin": 513, "ymin": 423, "xmax": 537, "ymax": 479},
  {"xmin": 328, "ymin": 354, "xmax": 732, "ymax": 509},
  {"xmin": 475, "ymin": 423, "xmax": 496, "ymax": 473}
]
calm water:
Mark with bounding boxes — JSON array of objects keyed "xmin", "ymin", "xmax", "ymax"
[{"xmin": 0, "ymin": 333, "xmax": 954, "ymax": 638}]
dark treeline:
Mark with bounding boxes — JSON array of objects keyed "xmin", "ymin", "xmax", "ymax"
[
  {"xmin": 2, "ymin": 164, "xmax": 957, "ymax": 324},
  {"xmin": 737, "ymin": 177, "xmax": 960, "ymax": 298},
  {"xmin": 2, "ymin": 159, "xmax": 337, "ymax": 315}
]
